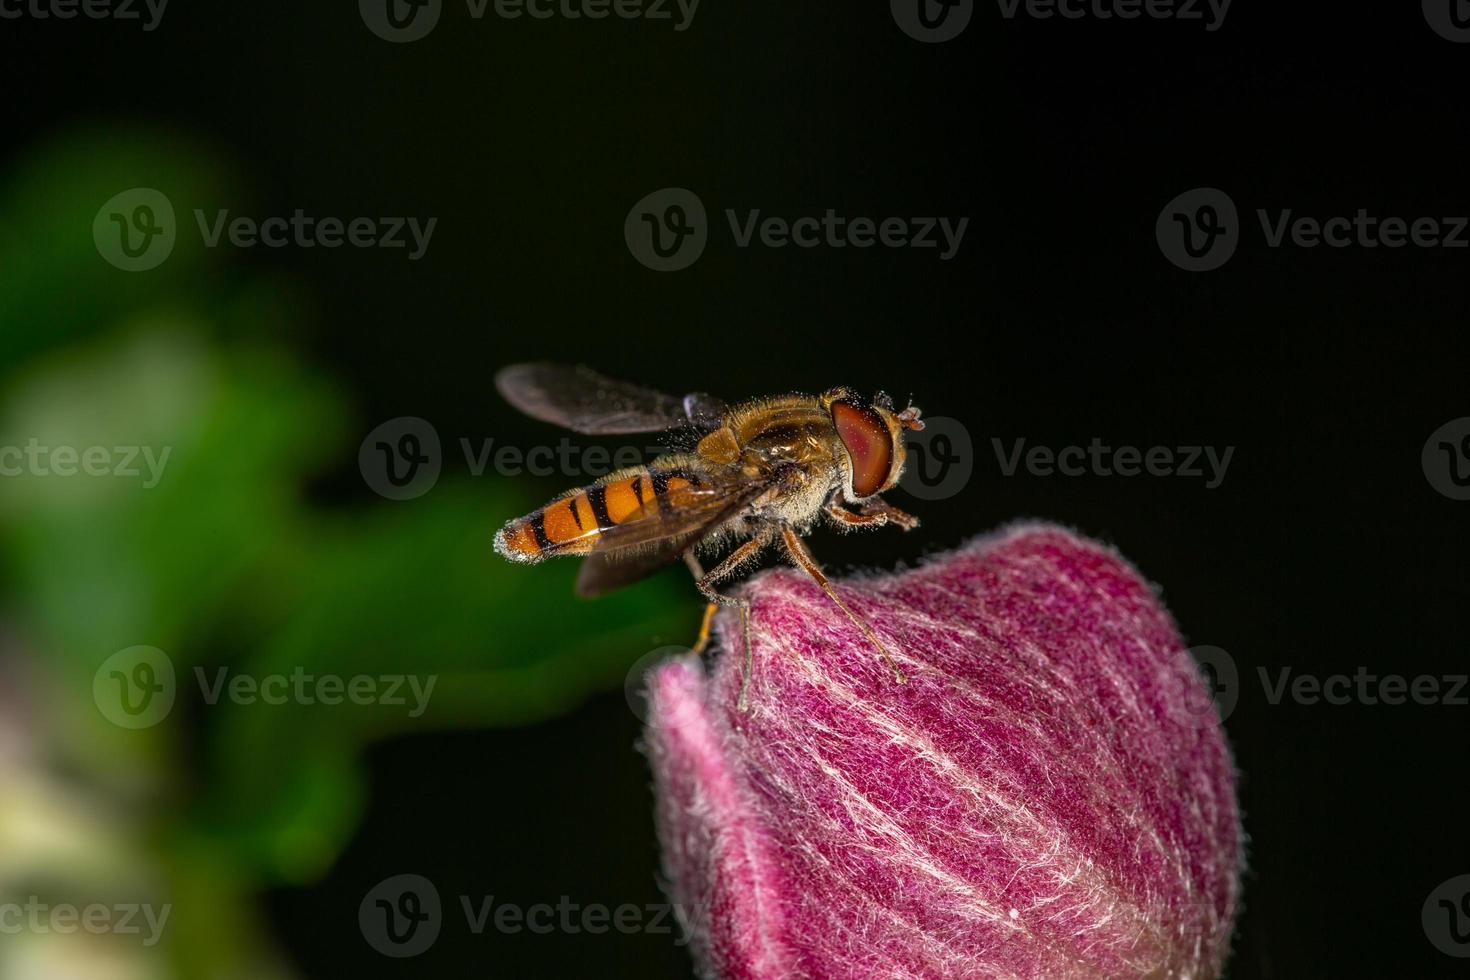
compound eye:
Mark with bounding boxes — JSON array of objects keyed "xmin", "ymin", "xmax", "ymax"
[{"xmin": 832, "ymin": 401, "xmax": 893, "ymax": 498}]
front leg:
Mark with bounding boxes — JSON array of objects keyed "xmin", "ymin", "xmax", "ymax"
[
  {"xmin": 824, "ymin": 496, "xmax": 921, "ymax": 531},
  {"xmin": 779, "ymin": 525, "xmax": 908, "ymax": 685}
]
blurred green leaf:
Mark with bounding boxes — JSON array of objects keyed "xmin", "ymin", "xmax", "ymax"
[
  {"xmin": 0, "ymin": 327, "xmax": 343, "ymax": 677},
  {"xmin": 0, "ymin": 125, "xmax": 697, "ymax": 980},
  {"xmin": 0, "ymin": 128, "xmax": 238, "ymax": 370},
  {"xmin": 198, "ymin": 482, "xmax": 691, "ymax": 881},
  {"xmin": 0, "ymin": 322, "xmax": 693, "ymax": 886}
]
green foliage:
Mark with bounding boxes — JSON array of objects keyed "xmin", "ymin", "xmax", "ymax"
[
  {"xmin": 0, "ymin": 130, "xmax": 692, "ymax": 979},
  {"xmin": 0, "ymin": 128, "xmax": 232, "ymax": 364}
]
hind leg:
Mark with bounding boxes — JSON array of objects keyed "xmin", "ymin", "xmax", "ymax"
[
  {"xmin": 683, "ymin": 553, "xmax": 720, "ymax": 655},
  {"xmin": 686, "ymin": 534, "xmax": 772, "ymax": 711}
]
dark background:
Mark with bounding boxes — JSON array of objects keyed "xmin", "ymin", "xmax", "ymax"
[{"xmin": 5, "ymin": 1, "xmax": 1468, "ymax": 976}]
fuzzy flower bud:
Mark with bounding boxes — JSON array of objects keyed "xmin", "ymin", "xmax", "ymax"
[{"xmin": 645, "ymin": 524, "xmax": 1241, "ymax": 979}]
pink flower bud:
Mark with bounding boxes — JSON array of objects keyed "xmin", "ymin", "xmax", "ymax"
[{"xmin": 645, "ymin": 524, "xmax": 1241, "ymax": 979}]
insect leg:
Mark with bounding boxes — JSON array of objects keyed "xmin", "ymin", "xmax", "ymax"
[
  {"xmin": 683, "ymin": 552, "xmax": 719, "ymax": 655},
  {"xmin": 779, "ymin": 525, "xmax": 907, "ymax": 685},
  {"xmin": 824, "ymin": 500, "xmax": 886, "ymax": 528},
  {"xmin": 693, "ymin": 534, "xmax": 772, "ymax": 712},
  {"xmin": 858, "ymin": 498, "xmax": 920, "ymax": 530},
  {"xmin": 823, "ymin": 497, "xmax": 921, "ymax": 531}
]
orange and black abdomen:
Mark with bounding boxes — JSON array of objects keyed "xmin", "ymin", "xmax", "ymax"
[{"xmin": 494, "ymin": 465, "xmax": 702, "ymax": 563}]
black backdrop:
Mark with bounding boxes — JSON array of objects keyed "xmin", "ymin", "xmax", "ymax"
[{"xmin": 7, "ymin": 2, "xmax": 1470, "ymax": 977}]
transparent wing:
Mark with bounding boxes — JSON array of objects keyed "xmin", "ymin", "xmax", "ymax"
[
  {"xmin": 575, "ymin": 545, "xmax": 691, "ymax": 598},
  {"xmin": 496, "ymin": 363, "xmax": 716, "ymax": 435},
  {"xmin": 681, "ymin": 391, "xmax": 727, "ymax": 430}
]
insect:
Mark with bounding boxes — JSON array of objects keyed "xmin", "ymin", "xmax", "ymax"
[{"xmin": 493, "ymin": 363, "xmax": 926, "ymax": 710}]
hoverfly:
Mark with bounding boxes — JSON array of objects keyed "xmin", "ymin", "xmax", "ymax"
[{"xmin": 492, "ymin": 363, "xmax": 925, "ymax": 710}]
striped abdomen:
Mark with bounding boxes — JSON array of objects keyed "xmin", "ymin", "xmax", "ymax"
[{"xmin": 494, "ymin": 463, "xmax": 703, "ymax": 563}]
